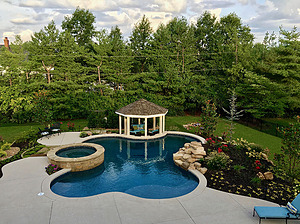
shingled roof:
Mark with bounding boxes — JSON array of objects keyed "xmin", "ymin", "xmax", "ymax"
[{"xmin": 116, "ymin": 99, "xmax": 168, "ymax": 116}]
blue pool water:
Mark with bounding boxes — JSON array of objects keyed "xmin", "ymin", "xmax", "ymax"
[
  {"xmin": 56, "ymin": 146, "xmax": 96, "ymax": 158},
  {"xmin": 50, "ymin": 135, "xmax": 199, "ymax": 198}
]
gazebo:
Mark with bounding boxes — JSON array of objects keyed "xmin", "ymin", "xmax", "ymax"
[{"xmin": 115, "ymin": 99, "xmax": 168, "ymax": 137}]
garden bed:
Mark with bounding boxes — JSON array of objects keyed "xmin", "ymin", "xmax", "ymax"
[{"xmin": 201, "ymin": 138, "xmax": 296, "ymax": 205}]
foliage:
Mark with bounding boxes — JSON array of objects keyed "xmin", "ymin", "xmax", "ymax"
[
  {"xmin": 223, "ymin": 90, "xmax": 243, "ymax": 143},
  {"xmin": 275, "ymin": 116, "xmax": 300, "ymax": 182},
  {"xmin": 32, "ymin": 90, "xmax": 53, "ymax": 127},
  {"xmin": 80, "ymin": 132, "xmax": 88, "ymax": 138},
  {"xmin": 45, "ymin": 164, "xmax": 61, "ymax": 175},
  {"xmin": 206, "ymin": 151, "xmax": 232, "ymax": 170},
  {"xmin": 0, "ymin": 150, "xmax": 7, "ymax": 157},
  {"xmin": 197, "ymin": 100, "xmax": 219, "ymax": 137},
  {"xmin": 1, "ymin": 142, "xmax": 11, "ymax": 151}
]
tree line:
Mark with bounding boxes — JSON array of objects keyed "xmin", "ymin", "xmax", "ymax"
[{"xmin": 0, "ymin": 8, "xmax": 299, "ymax": 124}]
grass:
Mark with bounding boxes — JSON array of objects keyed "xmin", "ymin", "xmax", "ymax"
[
  {"xmin": 166, "ymin": 116, "xmax": 282, "ymax": 158},
  {"xmin": 0, "ymin": 119, "xmax": 88, "ymax": 143},
  {"xmin": 1, "ymin": 116, "xmax": 282, "ymax": 158}
]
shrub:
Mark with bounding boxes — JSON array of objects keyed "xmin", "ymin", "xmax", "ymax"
[
  {"xmin": 196, "ymin": 100, "xmax": 219, "ymax": 138},
  {"xmin": 45, "ymin": 164, "xmax": 60, "ymax": 175},
  {"xmin": 0, "ymin": 150, "xmax": 7, "ymax": 158},
  {"xmin": 1, "ymin": 142, "xmax": 11, "ymax": 151},
  {"xmin": 206, "ymin": 151, "xmax": 232, "ymax": 170},
  {"xmin": 79, "ymin": 132, "xmax": 88, "ymax": 138}
]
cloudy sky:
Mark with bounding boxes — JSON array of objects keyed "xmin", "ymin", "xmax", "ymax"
[{"xmin": 0, "ymin": 0, "xmax": 299, "ymax": 44}]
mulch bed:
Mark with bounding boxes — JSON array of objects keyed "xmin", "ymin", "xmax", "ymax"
[{"xmin": 202, "ymin": 145, "xmax": 295, "ymax": 205}]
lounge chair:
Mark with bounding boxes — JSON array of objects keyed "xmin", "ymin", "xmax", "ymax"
[
  {"xmin": 38, "ymin": 128, "xmax": 50, "ymax": 139},
  {"xmin": 253, "ymin": 194, "xmax": 300, "ymax": 224}
]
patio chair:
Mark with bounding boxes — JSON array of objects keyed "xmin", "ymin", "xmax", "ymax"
[
  {"xmin": 253, "ymin": 194, "xmax": 300, "ymax": 224},
  {"xmin": 38, "ymin": 128, "xmax": 50, "ymax": 139},
  {"xmin": 50, "ymin": 122, "xmax": 61, "ymax": 136}
]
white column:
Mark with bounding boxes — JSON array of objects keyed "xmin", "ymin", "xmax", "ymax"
[
  {"xmin": 124, "ymin": 117, "xmax": 127, "ymax": 135},
  {"xmin": 153, "ymin": 117, "xmax": 156, "ymax": 130},
  {"xmin": 119, "ymin": 115, "xmax": 122, "ymax": 134},
  {"xmin": 163, "ymin": 115, "xmax": 165, "ymax": 132},
  {"xmin": 127, "ymin": 116, "xmax": 130, "ymax": 135},
  {"xmin": 145, "ymin": 117, "xmax": 147, "ymax": 137},
  {"xmin": 138, "ymin": 118, "xmax": 141, "ymax": 125},
  {"xmin": 159, "ymin": 116, "xmax": 162, "ymax": 134}
]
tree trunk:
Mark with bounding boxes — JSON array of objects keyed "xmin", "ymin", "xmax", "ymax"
[
  {"xmin": 26, "ymin": 72, "xmax": 29, "ymax": 83},
  {"xmin": 42, "ymin": 60, "xmax": 54, "ymax": 84}
]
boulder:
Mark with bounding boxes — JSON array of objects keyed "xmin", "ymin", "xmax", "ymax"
[
  {"xmin": 194, "ymin": 162, "xmax": 201, "ymax": 168},
  {"xmin": 83, "ymin": 127, "xmax": 89, "ymax": 131},
  {"xmin": 192, "ymin": 149, "xmax": 206, "ymax": 156},
  {"xmin": 257, "ymin": 172, "xmax": 265, "ymax": 180},
  {"xmin": 261, "ymin": 153, "xmax": 269, "ymax": 160},
  {"xmin": 185, "ymin": 148, "xmax": 193, "ymax": 154},
  {"xmin": 189, "ymin": 164, "xmax": 196, "ymax": 170},
  {"xmin": 191, "ymin": 141, "xmax": 202, "ymax": 147},
  {"xmin": 264, "ymin": 171, "xmax": 274, "ymax": 180},
  {"xmin": 187, "ymin": 158, "xmax": 197, "ymax": 163},
  {"xmin": 174, "ymin": 160, "xmax": 183, "ymax": 167},
  {"xmin": 198, "ymin": 167, "xmax": 207, "ymax": 174},
  {"xmin": 184, "ymin": 143, "xmax": 191, "ymax": 148},
  {"xmin": 86, "ymin": 131, "xmax": 93, "ymax": 136},
  {"xmin": 192, "ymin": 154, "xmax": 204, "ymax": 159},
  {"xmin": 181, "ymin": 162, "xmax": 190, "ymax": 170},
  {"xmin": 173, "ymin": 152, "xmax": 184, "ymax": 160},
  {"xmin": 183, "ymin": 154, "xmax": 192, "ymax": 160}
]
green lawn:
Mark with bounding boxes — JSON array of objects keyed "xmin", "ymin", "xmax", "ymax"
[
  {"xmin": 166, "ymin": 116, "xmax": 282, "ymax": 157},
  {"xmin": 0, "ymin": 119, "xmax": 88, "ymax": 143},
  {"xmin": 1, "ymin": 116, "xmax": 282, "ymax": 158}
]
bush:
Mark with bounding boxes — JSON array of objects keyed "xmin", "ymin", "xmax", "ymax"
[
  {"xmin": 80, "ymin": 132, "xmax": 88, "ymax": 138},
  {"xmin": 206, "ymin": 151, "xmax": 232, "ymax": 170},
  {"xmin": 45, "ymin": 164, "xmax": 61, "ymax": 175},
  {"xmin": 0, "ymin": 150, "xmax": 7, "ymax": 158},
  {"xmin": 1, "ymin": 142, "xmax": 11, "ymax": 151}
]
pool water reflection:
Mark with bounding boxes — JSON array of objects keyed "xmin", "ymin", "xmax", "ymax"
[{"xmin": 50, "ymin": 135, "xmax": 199, "ymax": 198}]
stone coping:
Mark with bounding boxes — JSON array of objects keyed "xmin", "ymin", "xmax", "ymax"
[
  {"xmin": 81, "ymin": 131, "xmax": 207, "ymax": 144},
  {"xmin": 47, "ymin": 143, "xmax": 105, "ymax": 172}
]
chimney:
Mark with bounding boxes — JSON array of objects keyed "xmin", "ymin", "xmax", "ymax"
[{"xmin": 4, "ymin": 37, "xmax": 10, "ymax": 50}]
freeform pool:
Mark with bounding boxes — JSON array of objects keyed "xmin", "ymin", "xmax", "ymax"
[{"xmin": 50, "ymin": 135, "xmax": 199, "ymax": 199}]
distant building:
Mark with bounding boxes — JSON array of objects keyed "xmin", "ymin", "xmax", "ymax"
[{"xmin": 0, "ymin": 37, "xmax": 10, "ymax": 50}]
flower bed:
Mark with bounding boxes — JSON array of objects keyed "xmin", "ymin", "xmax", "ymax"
[{"xmin": 202, "ymin": 137, "xmax": 297, "ymax": 205}]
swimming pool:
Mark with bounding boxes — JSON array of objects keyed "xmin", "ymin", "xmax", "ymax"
[{"xmin": 50, "ymin": 135, "xmax": 199, "ymax": 198}]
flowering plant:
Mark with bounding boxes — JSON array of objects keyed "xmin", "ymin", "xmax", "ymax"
[
  {"xmin": 45, "ymin": 164, "xmax": 60, "ymax": 175},
  {"xmin": 218, "ymin": 144, "xmax": 229, "ymax": 153},
  {"xmin": 254, "ymin": 160, "xmax": 262, "ymax": 170},
  {"xmin": 67, "ymin": 122, "xmax": 75, "ymax": 131}
]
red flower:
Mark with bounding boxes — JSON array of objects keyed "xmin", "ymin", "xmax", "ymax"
[
  {"xmin": 223, "ymin": 145, "xmax": 228, "ymax": 147},
  {"xmin": 256, "ymin": 166, "xmax": 260, "ymax": 170},
  {"xmin": 218, "ymin": 148, "xmax": 222, "ymax": 153},
  {"xmin": 212, "ymin": 140, "xmax": 215, "ymax": 144}
]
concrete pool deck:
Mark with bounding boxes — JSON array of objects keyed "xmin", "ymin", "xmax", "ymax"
[{"xmin": 0, "ymin": 133, "xmax": 297, "ymax": 224}]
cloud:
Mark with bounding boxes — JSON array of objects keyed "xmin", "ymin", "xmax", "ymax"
[{"xmin": 154, "ymin": 0, "xmax": 187, "ymax": 13}]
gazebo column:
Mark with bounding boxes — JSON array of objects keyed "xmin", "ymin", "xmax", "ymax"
[
  {"xmin": 138, "ymin": 118, "xmax": 141, "ymax": 125},
  {"xmin": 119, "ymin": 115, "xmax": 122, "ymax": 134},
  {"xmin": 163, "ymin": 115, "xmax": 165, "ymax": 132},
  {"xmin": 159, "ymin": 116, "xmax": 162, "ymax": 134},
  {"xmin": 153, "ymin": 117, "xmax": 156, "ymax": 130},
  {"xmin": 127, "ymin": 116, "xmax": 130, "ymax": 135},
  {"xmin": 145, "ymin": 117, "xmax": 147, "ymax": 137},
  {"xmin": 124, "ymin": 117, "xmax": 127, "ymax": 135}
]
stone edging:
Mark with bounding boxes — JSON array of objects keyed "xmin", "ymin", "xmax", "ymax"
[{"xmin": 47, "ymin": 143, "xmax": 105, "ymax": 172}]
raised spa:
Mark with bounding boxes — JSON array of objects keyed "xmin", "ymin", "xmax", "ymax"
[{"xmin": 47, "ymin": 143, "xmax": 105, "ymax": 172}]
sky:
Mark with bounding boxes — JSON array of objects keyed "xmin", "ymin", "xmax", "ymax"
[{"xmin": 0, "ymin": 0, "xmax": 299, "ymax": 44}]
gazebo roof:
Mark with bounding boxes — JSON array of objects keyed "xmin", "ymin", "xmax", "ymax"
[{"xmin": 115, "ymin": 99, "xmax": 168, "ymax": 116}]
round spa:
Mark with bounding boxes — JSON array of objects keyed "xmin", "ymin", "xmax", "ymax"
[{"xmin": 47, "ymin": 143, "xmax": 105, "ymax": 172}]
